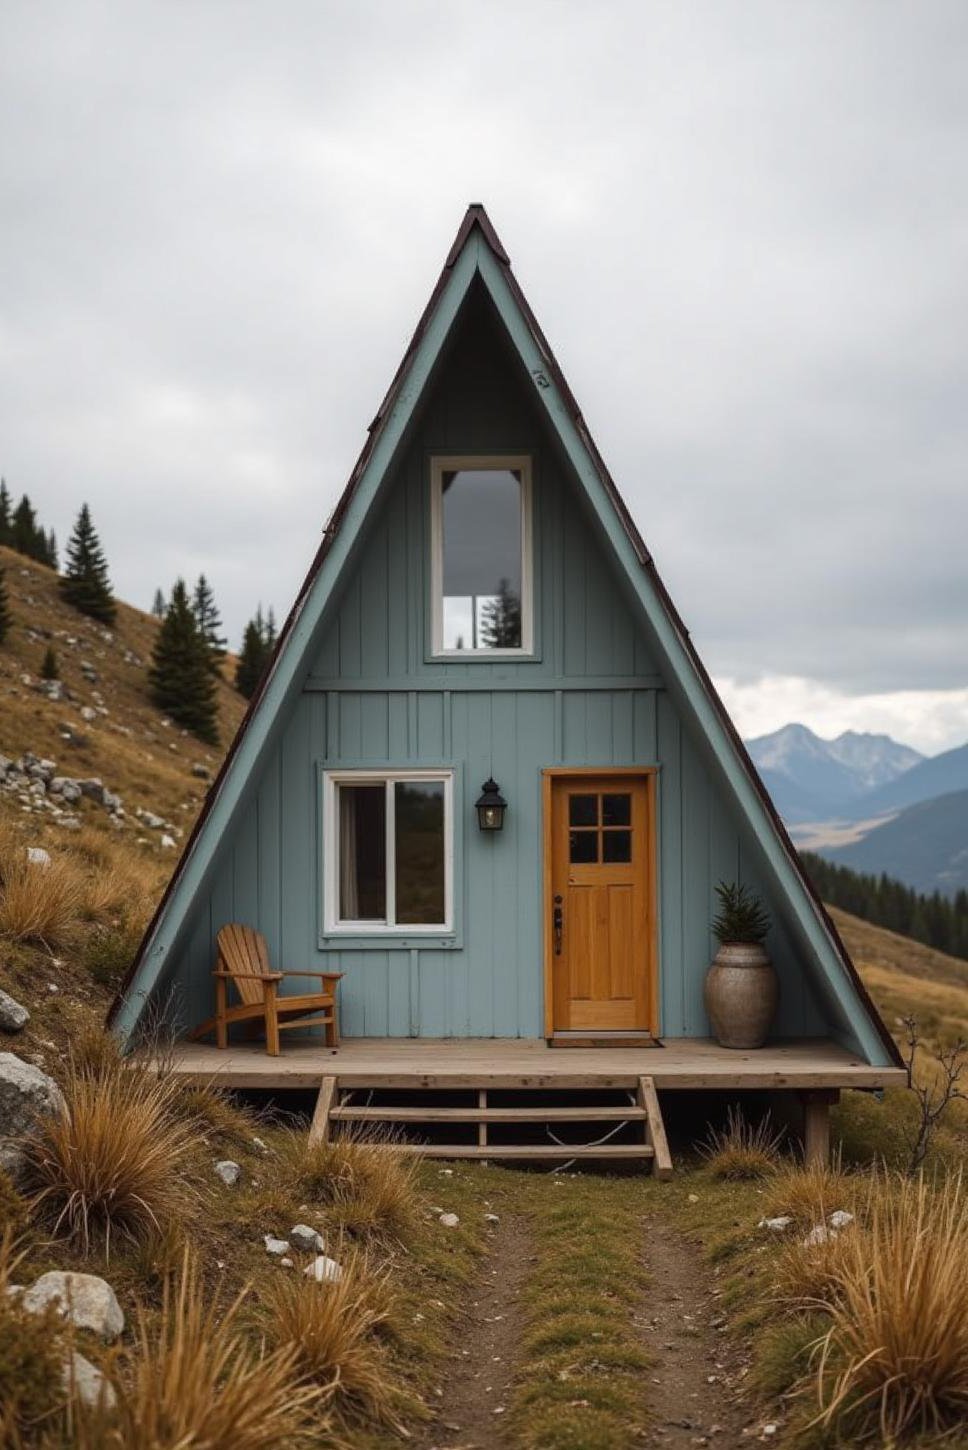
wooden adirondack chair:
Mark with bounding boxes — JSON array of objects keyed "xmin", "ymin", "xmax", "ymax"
[{"xmin": 189, "ymin": 924, "xmax": 343, "ymax": 1056}]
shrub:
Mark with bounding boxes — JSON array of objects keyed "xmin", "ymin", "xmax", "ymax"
[
  {"xmin": 699, "ymin": 1106, "xmax": 784, "ymax": 1180},
  {"xmin": 22, "ymin": 1057, "xmax": 196, "ymax": 1255},
  {"xmin": 808, "ymin": 1173, "xmax": 968, "ymax": 1443},
  {"xmin": 0, "ymin": 1169, "xmax": 28, "ymax": 1239},
  {"xmin": 79, "ymin": 1254, "xmax": 327, "ymax": 1450},
  {"xmin": 293, "ymin": 1133, "xmax": 419, "ymax": 1241},
  {"xmin": 262, "ymin": 1253, "xmax": 405, "ymax": 1432},
  {"xmin": 82, "ymin": 923, "xmax": 143, "ymax": 988},
  {"xmin": 763, "ymin": 1156, "xmax": 862, "ymax": 1228},
  {"xmin": 172, "ymin": 1083, "xmax": 256, "ymax": 1146}
]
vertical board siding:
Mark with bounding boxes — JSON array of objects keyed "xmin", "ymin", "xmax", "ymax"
[{"xmin": 159, "ymin": 288, "xmax": 865, "ymax": 1051}]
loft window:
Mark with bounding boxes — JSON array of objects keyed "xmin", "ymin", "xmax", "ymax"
[
  {"xmin": 324, "ymin": 770, "xmax": 453, "ymax": 933},
  {"xmin": 431, "ymin": 455, "xmax": 533, "ymax": 655}
]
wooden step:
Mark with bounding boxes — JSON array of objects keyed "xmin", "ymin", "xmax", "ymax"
[
  {"xmin": 392, "ymin": 1142, "xmax": 656, "ymax": 1160},
  {"xmin": 330, "ymin": 1105, "xmax": 647, "ymax": 1123}
]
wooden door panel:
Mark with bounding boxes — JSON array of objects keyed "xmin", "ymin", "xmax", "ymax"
[{"xmin": 548, "ymin": 773, "xmax": 655, "ymax": 1034}]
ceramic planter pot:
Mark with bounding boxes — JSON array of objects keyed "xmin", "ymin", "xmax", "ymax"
[{"xmin": 703, "ymin": 942, "xmax": 778, "ymax": 1049}]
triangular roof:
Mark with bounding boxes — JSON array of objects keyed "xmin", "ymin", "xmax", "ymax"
[{"xmin": 108, "ymin": 205, "xmax": 901, "ymax": 1069}]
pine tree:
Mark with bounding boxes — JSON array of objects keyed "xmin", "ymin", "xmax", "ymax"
[
  {"xmin": 234, "ymin": 617, "xmax": 268, "ymax": 699},
  {"xmin": 151, "ymin": 587, "xmax": 166, "ymax": 619},
  {"xmin": 45, "ymin": 529, "xmax": 58, "ymax": 571},
  {"xmin": 59, "ymin": 503, "xmax": 116, "ymax": 624},
  {"xmin": 12, "ymin": 496, "xmax": 39, "ymax": 558},
  {"xmin": 192, "ymin": 574, "xmax": 227, "ymax": 667},
  {"xmin": 148, "ymin": 580, "xmax": 219, "ymax": 744},
  {"xmin": 0, "ymin": 566, "xmax": 11, "ymax": 644},
  {"xmin": 479, "ymin": 578, "xmax": 522, "ymax": 648},
  {"xmin": 41, "ymin": 645, "xmax": 59, "ymax": 680},
  {"xmin": 0, "ymin": 481, "xmax": 11, "ymax": 548}
]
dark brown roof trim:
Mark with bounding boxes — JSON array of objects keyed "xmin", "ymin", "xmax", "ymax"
[{"xmin": 108, "ymin": 206, "xmax": 902, "ymax": 1068}]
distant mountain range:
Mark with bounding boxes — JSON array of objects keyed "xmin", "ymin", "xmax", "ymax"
[
  {"xmin": 745, "ymin": 723, "xmax": 924, "ymax": 823},
  {"xmin": 825, "ymin": 788, "xmax": 968, "ymax": 898},
  {"xmin": 744, "ymin": 722, "xmax": 968, "ymax": 899}
]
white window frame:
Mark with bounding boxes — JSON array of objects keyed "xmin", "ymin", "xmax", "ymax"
[
  {"xmin": 323, "ymin": 769, "xmax": 454, "ymax": 935},
  {"xmin": 430, "ymin": 454, "xmax": 534, "ymax": 657}
]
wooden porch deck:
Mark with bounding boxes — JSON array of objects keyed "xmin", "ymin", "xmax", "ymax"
[{"xmin": 163, "ymin": 1035, "xmax": 904, "ymax": 1091}]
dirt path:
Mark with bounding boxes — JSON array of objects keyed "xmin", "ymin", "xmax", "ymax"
[
  {"xmin": 637, "ymin": 1220, "xmax": 753, "ymax": 1447},
  {"xmin": 418, "ymin": 1215, "xmax": 531, "ymax": 1450}
]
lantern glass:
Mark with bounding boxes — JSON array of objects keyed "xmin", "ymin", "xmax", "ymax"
[{"xmin": 474, "ymin": 778, "xmax": 507, "ymax": 832}]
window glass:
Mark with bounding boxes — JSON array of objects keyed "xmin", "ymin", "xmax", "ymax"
[
  {"xmin": 602, "ymin": 793, "xmax": 631, "ymax": 827},
  {"xmin": 395, "ymin": 781, "xmax": 445, "ymax": 924},
  {"xmin": 602, "ymin": 830, "xmax": 632, "ymax": 864},
  {"xmin": 569, "ymin": 794, "xmax": 598, "ymax": 827},
  {"xmin": 338, "ymin": 785, "xmax": 386, "ymax": 920},
  {"xmin": 441, "ymin": 467, "xmax": 522, "ymax": 650},
  {"xmin": 569, "ymin": 830, "xmax": 598, "ymax": 864}
]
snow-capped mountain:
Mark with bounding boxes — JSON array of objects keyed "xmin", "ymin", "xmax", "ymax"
[{"xmin": 745, "ymin": 723, "xmax": 923, "ymax": 822}]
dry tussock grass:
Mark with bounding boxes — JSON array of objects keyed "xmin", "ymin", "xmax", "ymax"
[
  {"xmin": 23, "ymin": 1056, "xmax": 197, "ymax": 1255},
  {"xmin": 699, "ymin": 1107, "xmax": 784, "ymax": 1181},
  {"xmin": 763, "ymin": 1155, "xmax": 863, "ymax": 1227},
  {"xmin": 75, "ymin": 1253, "xmax": 327, "ymax": 1450},
  {"xmin": 0, "ymin": 849, "xmax": 86, "ymax": 946},
  {"xmin": 0, "ymin": 1232, "xmax": 72, "ymax": 1445},
  {"xmin": 807, "ymin": 1172, "xmax": 968, "ymax": 1443},
  {"xmin": 262, "ymin": 1252, "xmax": 406, "ymax": 1434},
  {"xmin": 294, "ymin": 1132, "xmax": 420, "ymax": 1241}
]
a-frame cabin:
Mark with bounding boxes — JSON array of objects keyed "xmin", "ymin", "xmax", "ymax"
[{"xmin": 109, "ymin": 206, "xmax": 903, "ymax": 1167}]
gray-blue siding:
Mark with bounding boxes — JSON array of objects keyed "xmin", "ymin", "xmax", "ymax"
[{"xmin": 163, "ymin": 289, "xmax": 834, "ymax": 1044}]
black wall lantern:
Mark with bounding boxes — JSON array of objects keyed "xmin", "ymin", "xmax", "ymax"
[{"xmin": 475, "ymin": 778, "xmax": 507, "ymax": 832}]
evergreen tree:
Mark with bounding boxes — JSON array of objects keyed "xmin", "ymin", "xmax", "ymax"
[
  {"xmin": 0, "ymin": 481, "xmax": 11, "ymax": 548},
  {"xmin": 0, "ymin": 566, "xmax": 11, "ymax": 644},
  {"xmin": 192, "ymin": 574, "xmax": 227, "ymax": 666},
  {"xmin": 59, "ymin": 503, "xmax": 116, "ymax": 624},
  {"xmin": 148, "ymin": 579, "xmax": 219, "ymax": 744},
  {"xmin": 45, "ymin": 529, "xmax": 58, "ymax": 570},
  {"xmin": 234, "ymin": 617, "xmax": 268, "ymax": 699},
  {"xmin": 264, "ymin": 606, "xmax": 277, "ymax": 649},
  {"xmin": 479, "ymin": 578, "xmax": 522, "ymax": 648},
  {"xmin": 12, "ymin": 495, "xmax": 41, "ymax": 559},
  {"xmin": 41, "ymin": 645, "xmax": 59, "ymax": 680},
  {"xmin": 151, "ymin": 587, "xmax": 166, "ymax": 619}
]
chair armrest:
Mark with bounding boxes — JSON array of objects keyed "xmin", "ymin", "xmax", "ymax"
[
  {"xmin": 280, "ymin": 971, "xmax": 344, "ymax": 986},
  {"xmin": 213, "ymin": 971, "xmax": 283, "ymax": 982}
]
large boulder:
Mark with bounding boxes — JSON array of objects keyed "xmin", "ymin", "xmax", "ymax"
[
  {"xmin": 62, "ymin": 1349, "xmax": 117, "ymax": 1410},
  {"xmin": 22, "ymin": 1272, "xmax": 124, "ymax": 1341},
  {"xmin": 0, "ymin": 1053, "xmax": 65, "ymax": 1174},
  {"xmin": 0, "ymin": 989, "xmax": 29, "ymax": 1033}
]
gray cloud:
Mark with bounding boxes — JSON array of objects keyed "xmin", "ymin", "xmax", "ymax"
[{"xmin": 1, "ymin": 1, "xmax": 966, "ymax": 718}]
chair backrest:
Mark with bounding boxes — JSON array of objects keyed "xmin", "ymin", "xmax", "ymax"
[{"xmin": 216, "ymin": 924, "xmax": 272, "ymax": 1006}]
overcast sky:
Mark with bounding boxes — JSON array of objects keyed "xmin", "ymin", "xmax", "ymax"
[{"xmin": 2, "ymin": 3, "xmax": 966, "ymax": 754}]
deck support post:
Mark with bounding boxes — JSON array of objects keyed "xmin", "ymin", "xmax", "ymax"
[
  {"xmin": 800, "ymin": 1089, "xmax": 839, "ymax": 1166},
  {"xmin": 309, "ymin": 1075, "xmax": 338, "ymax": 1147},
  {"xmin": 637, "ymin": 1075, "xmax": 673, "ymax": 1179}
]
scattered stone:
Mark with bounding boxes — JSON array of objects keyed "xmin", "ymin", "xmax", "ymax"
[
  {"xmin": 802, "ymin": 1224, "xmax": 836, "ymax": 1247},
  {"xmin": 290, "ymin": 1224, "xmax": 325, "ymax": 1253},
  {"xmin": 280, "ymin": 1257, "xmax": 294, "ymax": 1268},
  {"xmin": 138, "ymin": 810, "xmax": 165, "ymax": 830},
  {"xmin": 78, "ymin": 778, "xmax": 105, "ymax": 802},
  {"xmin": 213, "ymin": 1160, "xmax": 241, "ymax": 1187},
  {"xmin": 304, "ymin": 1254, "xmax": 343, "ymax": 1283},
  {"xmin": 62, "ymin": 1349, "xmax": 117, "ymax": 1410},
  {"xmin": 191, "ymin": 763, "xmax": 211, "ymax": 780},
  {"xmin": 829, "ymin": 1210, "xmax": 854, "ymax": 1230},
  {"xmin": 48, "ymin": 778, "xmax": 82, "ymax": 802},
  {"xmin": 0, "ymin": 1052, "xmax": 66, "ymax": 1174},
  {"xmin": 484, "ymin": 1212, "xmax": 500, "ymax": 1223},
  {"xmin": 688, "ymin": 1193, "xmax": 699, "ymax": 1203},
  {"xmin": 264, "ymin": 1235, "xmax": 290, "ymax": 1257},
  {"xmin": 428, "ymin": 1205, "xmax": 445, "ymax": 1215},
  {"xmin": 25, "ymin": 847, "xmax": 50, "ymax": 867},
  {"xmin": 762, "ymin": 1426, "xmax": 778, "ymax": 1439},
  {"xmin": 251, "ymin": 1136, "xmax": 269, "ymax": 1153},
  {"xmin": 758, "ymin": 1216, "xmax": 792, "ymax": 1232},
  {"xmin": 79, "ymin": 706, "xmax": 97, "ymax": 723},
  {"xmin": 23, "ymin": 1272, "xmax": 124, "ymax": 1341},
  {"xmin": 439, "ymin": 1212, "xmax": 460, "ymax": 1228},
  {"xmin": 160, "ymin": 834, "xmax": 176, "ymax": 849},
  {"xmin": 0, "ymin": 989, "xmax": 29, "ymax": 1033}
]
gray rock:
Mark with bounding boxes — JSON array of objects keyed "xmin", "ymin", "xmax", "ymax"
[
  {"xmin": 26, "ymin": 847, "xmax": 50, "ymax": 867},
  {"xmin": 802, "ymin": 1224, "xmax": 835, "ymax": 1247},
  {"xmin": 438, "ymin": 1212, "xmax": 460, "ymax": 1228},
  {"xmin": 102, "ymin": 790, "xmax": 122, "ymax": 813},
  {"xmin": 160, "ymin": 834, "xmax": 176, "ymax": 850},
  {"xmin": 0, "ymin": 989, "xmax": 29, "ymax": 1033},
  {"xmin": 79, "ymin": 706, "xmax": 97, "ymax": 723},
  {"xmin": 22, "ymin": 1272, "xmax": 124, "ymax": 1341},
  {"xmin": 191, "ymin": 763, "xmax": 211, "ymax": 780},
  {"xmin": 290, "ymin": 1223, "xmax": 325, "ymax": 1253},
  {"xmin": 758, "ymin": 1216, "xmax": 793, "ymax": 1232},
  {"xmin": 62, "ymin": 1349, "xmax": 116, "ymax": 1410},
  {"xmin": 264, "ymin": 1235, "xmax": 290, "ymax": 1257},
  {"xmin": 0, "ymin": 755, "xmax": 12, "ymax": 775},
  {"xmin": 139, "ymin": 810, "xmax": 165, "ymax": 830},
  {"xmin": 49, "ymin": 778, "xmax": 82, "ymax": 803},
  {"xmin": 829, "ymin": 1210, "xmax": 854, "ymax": 1230},
  {"xmin": 214, "ymin": 1160, "xmax": 241, "ymax": 1187},
  {"xmin": 0, "ymin": 1052, "xmax": 65, "ymax": 1173},
  {"xmin": 78, "ymin": 778, "xmax": 105, "ymax": 803},
  {"xmin": 304, "ymin": 1254, "xmax": 343, "ymax": 1283}
]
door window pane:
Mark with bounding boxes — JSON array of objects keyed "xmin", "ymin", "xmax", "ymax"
[
  {"xmin": 602, "ymin": 830, "xmax": 632, "ymax": 863},
  {"xmin": 395, "ymin": 781, "xmax": 445, "ymax": 924},
  {"xmin": 338, "ymin": 785, "xmax": 386, "ymax": 920},
  {"xmin": 569, "ymin": 830, "xmax": 598, "ymax": 864},
  {"xmin": 602, "ymin": 793, "xmax": 631, "ymax": 827},
  {"xmin": 441, "ymin": 467, "xmax": 522, "ymax": 649},
  {"xmin": 569, "ymin": 794, "xmax": 598, "ymax": 827}
]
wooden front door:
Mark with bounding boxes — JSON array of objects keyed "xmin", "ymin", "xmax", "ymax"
[{"xmin": 547, "ymin": 773, "xmax": 656, "ymax": 1034}]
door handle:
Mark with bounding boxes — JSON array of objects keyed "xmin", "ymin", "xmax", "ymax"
[{"xmin": 553, "ymin": 895, "xmax": 563, "ymax": 956}]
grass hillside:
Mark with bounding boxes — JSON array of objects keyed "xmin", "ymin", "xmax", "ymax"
[{"xmin": 0, "ymin": 544, "xmax": 245, "ymax": 840}]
